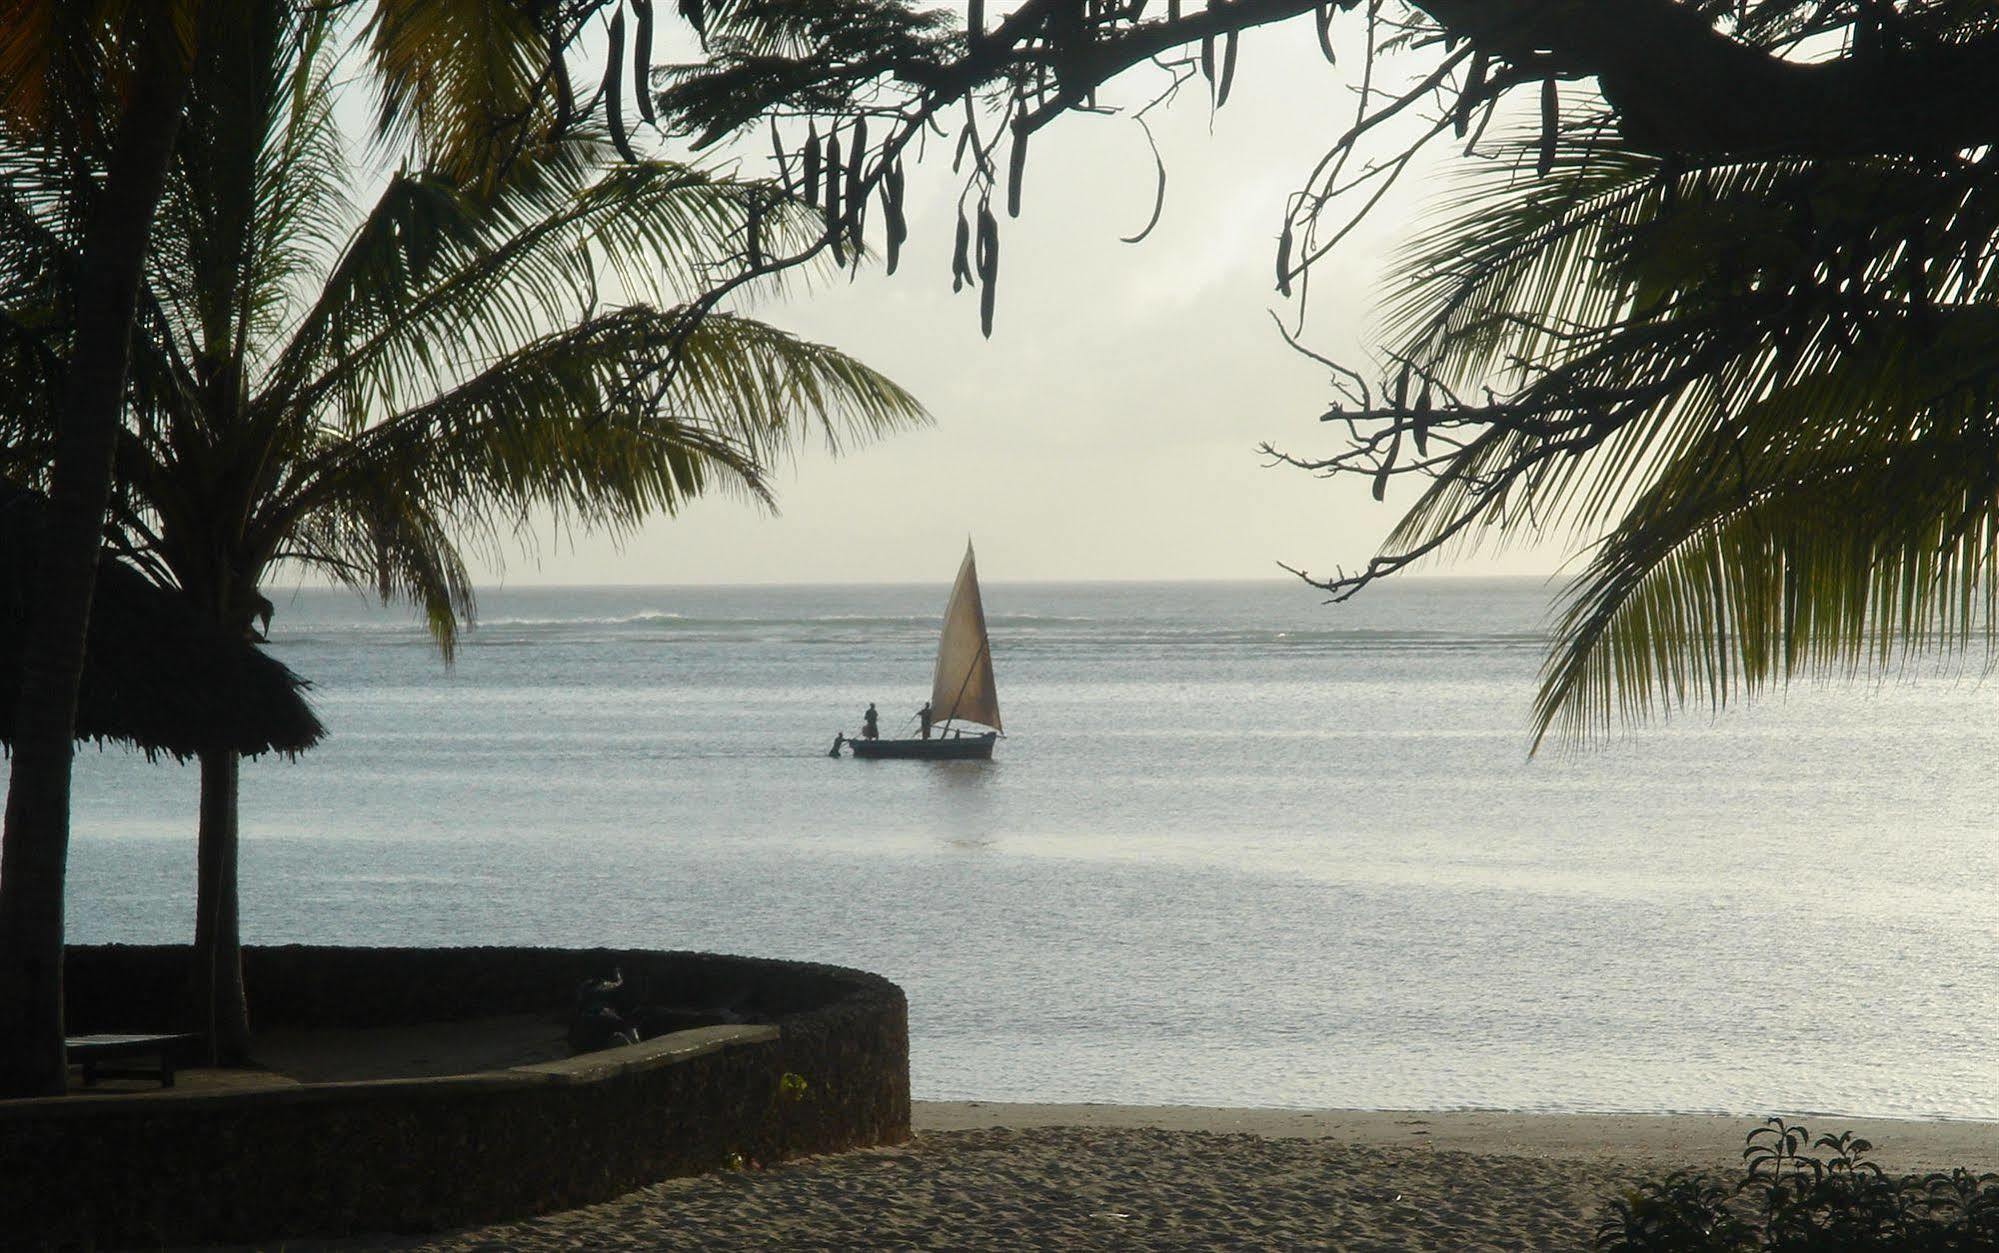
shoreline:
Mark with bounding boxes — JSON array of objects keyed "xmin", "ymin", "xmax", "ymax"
[{"xmin": 913, "ymin": 1101, "xmax": 1999, "ymax": 1172}]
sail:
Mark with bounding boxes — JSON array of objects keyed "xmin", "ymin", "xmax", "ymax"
[{"xmin": 930, "ymin": 541, "xmax": 1001, "ymax": 731}]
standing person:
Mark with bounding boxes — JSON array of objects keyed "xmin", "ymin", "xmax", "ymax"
[
  {"xmin": 862, "ymin": 703, "xmax": 880, "ymax": 740},
  {"xmin": 918, "ymin": 701, "xmax": 934, "ymax": 740}
]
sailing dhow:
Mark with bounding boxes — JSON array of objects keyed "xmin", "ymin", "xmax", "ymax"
[{"xmin": 839, "ymin": 542, "xmax": 1001, "ymax": 760}]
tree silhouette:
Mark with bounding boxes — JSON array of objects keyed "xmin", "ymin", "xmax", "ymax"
[{"xmin": 646, "ymin": 0, "xmax": 1999, "ymax": 742}]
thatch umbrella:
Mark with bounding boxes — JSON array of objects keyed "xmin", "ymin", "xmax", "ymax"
[{"xmin": 0, "ymin": 485, "xmax": 323, "ymax": 759}]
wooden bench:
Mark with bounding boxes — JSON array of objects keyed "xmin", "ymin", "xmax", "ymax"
[{"xmin": 66, "ymin": 1033, "xmax": 199, "ymax": 1089}]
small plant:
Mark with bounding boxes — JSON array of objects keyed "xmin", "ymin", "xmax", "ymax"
[
  {"xmin": 1595, "ymin": 1172, "xmax": 1752, "ymax": 1251},
  {"xmin": 1594, "ymin": 1118, "xmax": 1999, "ymax": 1252},
  {"xmin": 776, "ymin": 1072, "xmax": 811, "ymax": 1103}
]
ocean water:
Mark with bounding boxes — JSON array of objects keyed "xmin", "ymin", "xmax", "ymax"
[{"xmin": 60, "ymin": 578, "xmax": 1999, "ymax": 1119}]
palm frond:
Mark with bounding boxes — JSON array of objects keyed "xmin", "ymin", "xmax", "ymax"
[{"xmin": 1370, "ymin": 114, "xmax": 1999, "ymax": 745}]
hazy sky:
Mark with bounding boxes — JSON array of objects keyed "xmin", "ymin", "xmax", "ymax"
[{"xmin": 357, "ymin": 11, "xmax": 1567, "ymax": 588}]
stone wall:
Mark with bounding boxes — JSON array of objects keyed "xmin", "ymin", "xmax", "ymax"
[{"xmin": 2, "ymin": 945, "xmax": 909, "ymax": 1249}]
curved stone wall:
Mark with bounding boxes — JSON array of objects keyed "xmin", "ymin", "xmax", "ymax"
[{"xmin": 3, "ymin": 945, "xmax": 909, "ymax": 1249}]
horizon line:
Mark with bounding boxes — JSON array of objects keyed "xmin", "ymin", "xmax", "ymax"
[{"xmin": 265, "ymin": 570, "xmax": 1565, "ymax": 594}]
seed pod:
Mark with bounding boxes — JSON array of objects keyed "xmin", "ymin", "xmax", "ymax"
[
  {"xmin": 845, "ymin": 117, "xmax": 867, "ymax": 247},
  {"xmin": 1538, "ymin": 78, "xmax": 1558, "ymax": 177},
  {"xmin": 976, "ymin": 203, "xmax": 998, "ymax": 281},
  {"xmin": 952, "ymin": 211, "xmax": 971, "ymax": 292},
  {"xmin": 953, "ymin": 124, "xmax": 973, "ymax": 174},
  {"xmin": 770, "ymin": 118, "xmax": 794, "ymax": 197},
  {"xmin": 1007, "ymin": 117, "xmax": 1027, "ymax": 218},
  {"xmin": 1276, "ymin": 221, "xmax": 1293, "ymax": 296},
  {"xmin": 802, "ymin": 124, "xmax": 821, "ymax": 203},
  {"xmin": 1373, "ymin": 430, "xmax": 1398, "ymax": 501},
  {"xmin": 1392, "ymin": 364, "xmax": 1409, "ymax": 409},
  {"xmin": 824, "ymin": 135, "xmax": 844, "ymax": 264},
  {"xmin": 1201, "ymin": 33, "xmax": 1214, "ymax": 85},
  {"xmin": 747, "ymin": 198, "xmax": 763, "ymax": 270},
  {"xmin": 1316, "ymin": 4, "xmax": 1337, "ymax": 63},
  {"xmin": 977, "ymin": 204, "xmax": 1000, "ymax": 337},
  {"xmin": 882, "ymin": 159, "xmax": 907, "ymax": 275},
  {"xmin": 633, "ymin": 0, "xmax": 657, "ymax": 124},
  {"xmin": 968, "ymin": 0, "xmax": 983, "ymax": 41},
  {"xmin": 1454, "ymin": 50, "xmax": 1486, "ymax": 139},
  {"xmin": 1216, "ymin": 32, "xmax": 1238, "ymax": 106},
  {"xmin": 824, "ymin": 133, "xmax": 842, "ymax": 225},
  {"xmin": 551, "ymin": 38, "xmax": 576, "ymax": 130},
  {"xmin": 603, "ymin": 9, "xmax": 637, "ymax": 162}
]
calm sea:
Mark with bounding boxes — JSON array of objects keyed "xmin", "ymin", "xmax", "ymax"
[{"xmin": 61, "ymin": 578, "xmax": 1999, "ymax": 1118}]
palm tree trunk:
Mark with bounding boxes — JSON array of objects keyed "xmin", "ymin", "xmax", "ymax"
[
  {"xmin": 0, "ymin": 17, "xmax": 195, "ymax": 1098},
  {"xmin": 189, "ymin": 748, "xmax": 249, "ymax": 1063}
]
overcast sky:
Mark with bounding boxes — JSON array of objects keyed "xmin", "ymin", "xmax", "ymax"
[{"xmin": 358, "ymin": 11, "xmax": 1568, "ymax": 588}]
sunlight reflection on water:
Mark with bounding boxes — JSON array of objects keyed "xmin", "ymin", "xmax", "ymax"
[{"xmin": 62, "ymin": 579, "xmax": 1999, "ymax": 1117}]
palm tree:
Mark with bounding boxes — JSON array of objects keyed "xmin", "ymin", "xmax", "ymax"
[
  {"xmin": 0, "ymin": 0, "xmax": 207, "ymax": 1098},
  {"xmin": 0, "ymin": 3, "xmax": 925, "ymax": 1060},
  {"xmin": 1360, "ymin": 118, "xmax": 1999, "ymax": 749}
]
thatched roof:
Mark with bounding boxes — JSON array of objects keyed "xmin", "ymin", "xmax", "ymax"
[{"xmin": 0, "ymin": 485, "xmax": 324, "ymax": 759}]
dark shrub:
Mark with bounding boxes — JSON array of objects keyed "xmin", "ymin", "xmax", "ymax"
[{"xmin": 1595, "ymin": 1119, "xmax": 1999, "ymax": 1252}]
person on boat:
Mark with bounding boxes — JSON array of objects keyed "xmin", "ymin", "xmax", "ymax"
[
  {"xmin": 862, "ymin": 703, "xmax": 879, "ymax": 740},
  {"xmin": 918, "ymin": 701, "xmax": 934, "ymax": 740}
]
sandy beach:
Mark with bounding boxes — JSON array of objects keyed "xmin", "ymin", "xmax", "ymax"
[{"xmin": 288, "ymin": 1103, "xmax": 1999, "ymax": 1251}]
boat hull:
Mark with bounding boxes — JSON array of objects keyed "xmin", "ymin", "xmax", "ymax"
[{"xmin": 849, "ymin": 732, "xmax": 997, "ymax": 760}]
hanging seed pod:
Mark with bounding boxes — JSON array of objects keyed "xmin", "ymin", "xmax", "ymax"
[
  {"xmin": 1007, "ymin": 117, "xmax": 1028, "ymax": 218},
  {"xmin": 747, "ymin": 198, "xmax": 764, "ymax": 270},
  {"xmin": 1415, "ymin": 382, "xmax": 1432, "ymax": 413},
  {"xmin": 1216, "ymin": 32, "xmax": 1238, "ymax": 106},
  {"xmin": 1316, "ymin": 4, "xmax": 1336, "ymax": 63},
  {"xmin": 770, "ymin": 119, "xmax": 794, "ymax": 197},
  {"xmin": 882, "ymin": 160, "xmax": 907, "ymax": 275},
  {"xmin": 1276, "ymin": 221, "xmax": 1294, "ymax": 297},
  {"xmin": 1373, "ymin": 430, "xmax": 1398, "ymax": 501},
  {"xmin": 823, "ymin": 134, "xmax": 844, "ymax": 264},
  {"xmin": 550, "ymin": 37, "xmax": 576, "ymax": 130},
  {"xmin": 844, "ymin": 117, "xmax": 867, "ymax": 248},
  {"xmin": 633, "ymin": 0, "xmax": 657, "ymax": 125},
  {"xmin": 952, "ymin": 211, "xmax": 972, "ymax": 292},
  {"xmin": 802, "ymin": 123, "xmax": 821, "ymax": 203},
  {"xmin": 1413, "ymin": 418, "xmax": 1428, "ymax": 457},
  {"xmin": 1201, "ymin": 33, "xmax": 1214, "ymax": 85},
  {"xmin": 603, "ymin": 9, "xmax": 638, "ymax": 162},
  {"xmin": 977, "ymin": 203, "xmax": 1000, "ymax": 337},
  {"xmin": 1538, "ymin": 78, "xmax": 1558, "ymax": 177},
  {"xmin": 968, "ymin": 0, "xmax": 983, "ymax": 43},
  {"xmin": 1454, "ymin": 50, "xmax": 1485, "ymax": 139},
  {"xmin": 1392, "ymin": 364, "xmax": 1409, "ymax": 409},
  {"xmin": 953, "ymin": 124, "xmax": 973, "ymax": 174},
  {"xmin": 824, "ymin": 134, "xmax": 842, "ymax": 224}
]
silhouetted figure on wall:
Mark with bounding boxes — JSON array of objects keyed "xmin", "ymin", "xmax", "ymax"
[
  {"xmin": 569, "ymin": 968, "xmax": 639, "ymax": 1053},
  {"xmin": 862, "ymin": 703, "xmax": 879, "ymax": 740}
]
